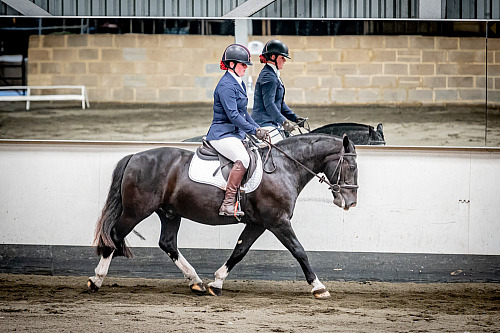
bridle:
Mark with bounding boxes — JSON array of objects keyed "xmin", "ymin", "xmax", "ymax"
[
  {"xmin": 259, "ymin": 134, "xmax": 359, "ymax": 194},
  {"xmin": 328, "ymin": 152, "xmax": 359, "ymax": 193}
]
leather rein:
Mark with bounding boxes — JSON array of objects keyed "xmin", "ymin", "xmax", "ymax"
[{"xmin": 260, "ymin": 134, "xmax": 358, "ymax": 194}]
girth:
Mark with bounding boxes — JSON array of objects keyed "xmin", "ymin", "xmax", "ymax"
[{"xmin": 196, "ymin": 140, "xmax": 258, "ymax": 187}]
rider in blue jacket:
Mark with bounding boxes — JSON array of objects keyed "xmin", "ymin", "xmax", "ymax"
[
  {"xmin": 206, "ymin": 44, "xmax": 268, "ymax": 217},
  {"xmin": 251, "ymin": 40, "xmax": 305, "ymax": 143}
]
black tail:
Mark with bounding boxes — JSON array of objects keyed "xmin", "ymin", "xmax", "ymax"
[{"xmin": 93, "ymin": 154, "xmax": 133, "ymax": 258}]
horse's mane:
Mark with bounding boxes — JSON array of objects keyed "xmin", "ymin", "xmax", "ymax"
[
  {"xmin": 256, "ymin": 133, "xmax": 346, "ymax": 163},
  {"xmin": 313, "ymin": 123, "xmax": 371, "ymax": 132},
  {"xmin": 274, "ymin": 133, "xmax": 343, "ymax": 149}
]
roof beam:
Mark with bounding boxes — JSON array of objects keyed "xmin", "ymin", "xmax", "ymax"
[
  {"xmin": 1, "ymin": 0, "xmax": 51, "ymax": 16},
  {"xmin": 223, "ymin": 0, "xmax": 276, "ymax": 17}
]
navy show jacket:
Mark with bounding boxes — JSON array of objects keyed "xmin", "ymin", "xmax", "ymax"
[
  {"xmin": 251, "ymin": 64, "xmax": 298, "ymax": 127},
  {"xmin": 206, "ymin": 71, "xmax": 259, "ymax": 141}
]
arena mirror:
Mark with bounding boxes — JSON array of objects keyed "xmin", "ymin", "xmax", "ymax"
[
  {"xmin": 486, "ymin": 21, "xmax": 499, "ymax": 147},
  {"xmin": 0, "ymin": 17, "xmax": 495, "ymax": 147}
]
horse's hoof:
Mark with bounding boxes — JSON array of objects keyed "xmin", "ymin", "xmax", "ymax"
[
  {"xmin": 313, "ymin": 288, "xmax": 331, "ymax": 300},
  {"xmin": 190, "ymin": 282, "xmax": 206, "ymax": 294},
  {"xmin": 208, "ymin": 286, "xmax": 222, "ymax": 297},
  {"xmin": 87, "ymin": 279, "xmax": 99, "ymax": 292}
]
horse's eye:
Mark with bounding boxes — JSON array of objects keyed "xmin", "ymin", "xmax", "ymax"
[{"xmin": 349, "ymin": 165, "xmax": 356, "ymax": 172}]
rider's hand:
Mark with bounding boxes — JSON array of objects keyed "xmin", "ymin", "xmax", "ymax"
[
  {"xmin": 255, "ymin": 128, "xmax": 269, "ymax": 140},
  {"xmin": 282, "ymin": 120, "xmax": 295, "ymax": 133},
  {"xmin": 296, "ymin": 116, "xmax": 306, "ymax": 128}
]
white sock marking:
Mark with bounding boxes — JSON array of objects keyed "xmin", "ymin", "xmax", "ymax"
[
  {"xmin": 173, "ymin": 252, "xmax": 203, "ymax": 286},
  {"xmin": 311, "ymin": 276, "xmax": 326, "ymax": 292},
  {"xmin": 208, "ymin": 264, "xmax": 229, "ymax": 289},
  {"xmin": 89, "ymin": 251, "xmax": 114, "ymax": 288}
]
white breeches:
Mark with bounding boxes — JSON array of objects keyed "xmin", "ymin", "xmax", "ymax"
[
  {"xmin": 209, "ymin": 137, "xmax": 250, "ymax": 169},
  {"xmin": 261, "ymin": 126, "xmax": 285, "ymax": 144}
]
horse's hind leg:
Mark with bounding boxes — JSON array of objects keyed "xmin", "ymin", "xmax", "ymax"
[
  {"xmin": 208, "ymin": 224, "xmax": 266, "ymax": 296},
  {"xmin": 88, "ymin": 213, "xmax": 141, "ymax": 291},
  {"xmin": 89, "ymin": 209, "xmax": 155, "ymax": 292},
  {"xmin": 87, "ymin": 250, "xmax": 115, "ymax": 292},
  {"xmin": 157, "ymin": 211, "xmax": 205, "ymax": 294}
]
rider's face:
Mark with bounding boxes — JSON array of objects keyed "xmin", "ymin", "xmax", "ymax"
[
  {"xmin": 231, "ymin": 62, "xmax": 248, "ymax": 77},
  {"xmin": 275, "ymin": 55, "xmax": 286, "ymax": 70}
]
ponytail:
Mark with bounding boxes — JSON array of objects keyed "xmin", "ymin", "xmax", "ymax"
[{"xmin": 220, "ymin": 61, "xmax": 228, "ymax": 70}]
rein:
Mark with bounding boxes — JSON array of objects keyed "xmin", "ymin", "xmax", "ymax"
[{"xmin": 261, "ymin": 134, "xmax": 358, "ymax": 193}]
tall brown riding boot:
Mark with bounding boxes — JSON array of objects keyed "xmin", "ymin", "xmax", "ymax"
[{"xmin": 219, "ymin": 160, "xmax": 247, "ymax": 217}]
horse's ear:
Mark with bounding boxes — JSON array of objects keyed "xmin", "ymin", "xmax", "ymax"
[
  {"xmin": 343, "ymin": 134, "xmax": 349, "ymax": 150},
  {"xmin": 377, "ymin": 123, "xmax": 384, "ymax": 133}
]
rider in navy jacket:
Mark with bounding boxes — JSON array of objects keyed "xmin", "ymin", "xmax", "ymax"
[
  {"xmin": 206, "ymin": 70, "xmax": 259, "ymax": 141},
  {"xmin": 252, "ymin": 63, "xmax": 297, "ymax": 127},
  {"xmin": 251, "ymin": 40, "xmax": 305, "ymax": 143},
  {"xmin": 206, "ymin": 44, "xmax": 268, "ymax": 218}
]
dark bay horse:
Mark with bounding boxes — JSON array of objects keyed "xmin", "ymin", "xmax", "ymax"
[{"xmin": 88, "ymin": 133, "xmax": 358, "ymax": 299}]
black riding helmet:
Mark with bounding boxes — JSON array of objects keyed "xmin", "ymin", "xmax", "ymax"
[
  {"xmin": 221, "ymin": 44, "xmax": 252, "ymax": 65},
  {"xmin": 261, "ymin": 39, "xmax": 290, "ymax": 61},
  {"xmin": 220, "ymin": 44, "xmax": 252, "ymax": 77}
]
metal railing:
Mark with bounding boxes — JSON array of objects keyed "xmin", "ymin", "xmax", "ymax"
[{"xmin": 1, "ymin": 0, "xmax": 498, "ymax": 19}]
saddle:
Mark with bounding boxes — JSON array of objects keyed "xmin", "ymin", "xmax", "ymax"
[{"xmin": 196, "ymin": 140, "xmax": 259, "ymax": 187}]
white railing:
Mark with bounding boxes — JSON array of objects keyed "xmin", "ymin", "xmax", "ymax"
[{"xmin": 0, "ymin": 85, "xmax": 90, "ymax": 110}]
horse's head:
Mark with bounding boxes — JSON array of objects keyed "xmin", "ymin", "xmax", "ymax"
[
  {"xmin": 326, "ymin": 135, "xmax": 358, "ymax": 211},
  {"xmin": 368, "ymin": 123, "xmax": 385, "ymax": 145}
]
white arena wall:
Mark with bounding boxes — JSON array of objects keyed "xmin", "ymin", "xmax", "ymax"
[{"xmin": 1, "ymin": 140, "xmax": 499, "ymax": 282}]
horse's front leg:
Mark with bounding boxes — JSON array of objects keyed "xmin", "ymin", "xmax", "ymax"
[
  {"xmin": 157, "ymin": 212, "xmax": 205, "ymax": 294},
  {"xmin": 269, "ymin": 221, "xmax": 331, "ymax": 300},
  {"xmin": 208, "ymin": 223, "xmax": 266, "ymax": 296}
]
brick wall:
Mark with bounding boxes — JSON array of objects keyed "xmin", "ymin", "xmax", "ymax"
[
  {"xmin": 28, "ymin": 34, "xmax": 233, "ymax": 103},
  {"xmin": 27, "ymin": 34, "xmax": 500, "ymax": 105}
]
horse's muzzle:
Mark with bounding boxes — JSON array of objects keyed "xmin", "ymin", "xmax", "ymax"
[
  {"xmin": 343, "ymin": 202, "xmax": 357, "ymax": 211},
  {"xmin": 333, "ymin": 192, "xmax": 357, "ymax": 211}
]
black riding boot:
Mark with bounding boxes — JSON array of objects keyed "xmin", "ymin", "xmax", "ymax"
[{"xmin": 219, "ymin": 160, "xmax": 246, "ymax": 217}]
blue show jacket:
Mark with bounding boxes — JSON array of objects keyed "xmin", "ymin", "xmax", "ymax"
[
  {"xmin": 206, "ymin": 71, "xmax": 259, "ymax": 141},
  {"xmin": 251, "ymin": 64, "xmax": 298, "ymax": 128}
]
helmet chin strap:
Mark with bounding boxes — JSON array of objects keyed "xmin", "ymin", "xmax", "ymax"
[
  {"xmin": 227, "ymin": 62, "xmax": 241, "ymax": 77},
  {"xmin": 268, "ymin": 54, "xmax": 278, "ymax": 67}
]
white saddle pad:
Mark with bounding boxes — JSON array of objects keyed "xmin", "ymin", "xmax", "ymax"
[{"xmin": 188, "ymin": 152, "xmax": 263, "ymax": 193}]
